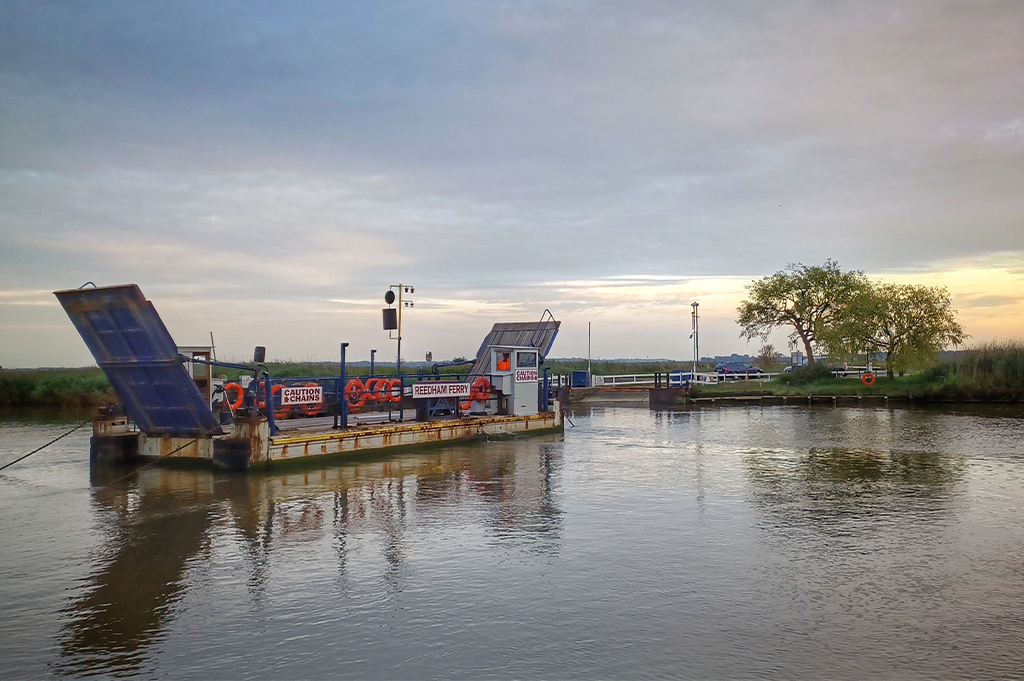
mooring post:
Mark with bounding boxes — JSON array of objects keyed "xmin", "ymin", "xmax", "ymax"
[
  {"xmin": 542, "ymin": 367, "xmax": 551, "ymax": 413},
  {"xmin": 340, "ymin": 342, "xmax": 349, "ymax": 429},
  {"xmin": 398, "ymin": 375, "xmax": 405, "ymax": 422},
  {"xmin": 264, "ymin": 372, "xmax": 277, "ymax": 436}
]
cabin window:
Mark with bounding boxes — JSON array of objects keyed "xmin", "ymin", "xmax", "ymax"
[{"xmin": 516, "ymin": 352, "xmax": 537, "ymax": 368}]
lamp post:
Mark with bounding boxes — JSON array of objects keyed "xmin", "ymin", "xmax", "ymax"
[
  {"xmin": 384, "ymin": 284, "xmax": 414, "ymax": 422},
  {"xmin": 691, "ymin": 301, "xmax": 700, "ymax": 380},
  {"xmin": 385, "ymin": 284, "xmax": 415, "ymax": 376}
]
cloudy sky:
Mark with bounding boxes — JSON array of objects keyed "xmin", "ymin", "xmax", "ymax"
[{"xmin": 2, "ymin": 0, "xmax": 1023, "ymax": 367}]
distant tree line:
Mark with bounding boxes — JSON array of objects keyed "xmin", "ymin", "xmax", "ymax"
[{"xmin": 737, "ymin": 260, "xmax": 966, "ymax": 379}]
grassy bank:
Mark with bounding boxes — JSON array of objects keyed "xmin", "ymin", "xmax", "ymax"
[
  {"xmin": 692, "ymin": 341, "xmax": 1024, "ymax": 402},
  {"xmin": 5, "ymin": 342, "xmax": 1021, "ymax": 407},
  {"xmin": 0, "ymin": 368, "xmax": 115, "ymax": 407}
]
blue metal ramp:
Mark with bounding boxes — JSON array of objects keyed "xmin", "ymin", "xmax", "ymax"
[{"xmin": 55, "ymin": 285, "xmax": 222, "ymax": 437}]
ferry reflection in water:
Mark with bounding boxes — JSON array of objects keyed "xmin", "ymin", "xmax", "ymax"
[{"xmin": 57, "ymin": 440, "xmax": 563, "ymax": 677}]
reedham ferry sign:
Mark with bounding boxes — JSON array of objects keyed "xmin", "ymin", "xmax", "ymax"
[{"xmin": 412, "ymin": 382, "xmax": 471, "ymax": 399}]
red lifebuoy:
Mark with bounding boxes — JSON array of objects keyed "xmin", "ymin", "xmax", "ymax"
[
  {"xmin": 460, "ymin": 376, "xmax": 491, "ymax": 412},
  {"xmin": 345, "ymin": 378, "xmax": 367, "ymax": 409},
  {"xmin": 862, "ymin": 373, "xmax": 876, "ymax": 386},
  {"xmin": 371, "ymin": 377, "xmax": 389, "ymax": 403},
  {"xmin": 387, "ymin": 379, "xmax": 402, "ymax": 403},
  {"xmin": 472, "ymin": 376, "xmax": 491, "ymax": 397},
  {"xmin": 223, "ymin": 382, "xmax": 244, "ymax": 411}
]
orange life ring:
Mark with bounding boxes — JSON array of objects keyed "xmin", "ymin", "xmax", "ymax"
[
  {"xmin": 461, "ymin": 377, "xmax": 491, "ymax": 412},
  {"xmin": 345, "ymin": 378, "xmax": 367, "ymax": 409},
  {"xmin": 371, "ymin": 377, "xmax": 388, "ymax": 403},
  {"xmin": 862, "ymin": 373, "xmax": 876, "ymax": 386},
  {"xmin": 223, "ymin": 382, "xmax": 244, "ymax": 411},
  {"xmin": 301, "ymin": 382, "xmax": 323, "ymax": 416},
  {"xmin": 387, "ymin": 378, "xmax": 402, "ymax": 403},
  {"xmin": 471, "ymin": 376, "xmax": 491, "ymax": 398},
  {"xmin": 258, "ymin": 384, "xmax": 291, "ymax": 419}
]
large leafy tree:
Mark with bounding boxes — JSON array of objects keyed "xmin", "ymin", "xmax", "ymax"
[
  {"xmin": 736, "ymin": 260, "xmax": 869, "ymax": 365},
  {"xmin": 820, "ymin": 283, "xmax": 966, "ymax": 378}
]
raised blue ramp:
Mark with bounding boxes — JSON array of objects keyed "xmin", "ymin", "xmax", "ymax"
[{"xmin": 55, "ymin": 284, "xmax": 222, "ymax": 437}]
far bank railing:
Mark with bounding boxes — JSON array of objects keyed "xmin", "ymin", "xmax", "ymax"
[{"xmin": 567, "ymin": 367, "xmax": 881, "ymax": 387}]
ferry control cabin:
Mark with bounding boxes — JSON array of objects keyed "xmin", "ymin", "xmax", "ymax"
[{"xmin": 55, "ymin": 284, "xmax": 564, "ymax": 471}]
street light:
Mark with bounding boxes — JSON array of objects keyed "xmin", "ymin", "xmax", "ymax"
[
  {"xmin": 386, "ymin": 284, "xmax": 414, "ymax": 373},
  {"xmin": 690, "ymin": 301, "xmax": 700, "ymax": 380}
]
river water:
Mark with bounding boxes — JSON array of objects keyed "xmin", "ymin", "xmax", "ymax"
[{"xmin": 2, "ymin": 405, "xmax": 1024, "ymax": 679}]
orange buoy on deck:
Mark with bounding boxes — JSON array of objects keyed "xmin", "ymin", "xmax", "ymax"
[{"xmin": 223, "ymin": 382, "xmax": 244, "ymax": 410}]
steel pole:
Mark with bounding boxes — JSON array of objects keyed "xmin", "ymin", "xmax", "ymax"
[
  {"xmin": 264, "ymin": 372, "xmax": 277, "ymax": 435},
  {"xmin": 396, "ymin": 285, "xmax": 402, "ymax": 379},
  {"xmin": 340, "ymin": 342, "xmax": 349, "ymax": 429}
]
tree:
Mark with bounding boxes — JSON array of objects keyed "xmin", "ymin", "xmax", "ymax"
[
  {"xmin": 736, "ymin": 260, "xmax": 869, "ymax": 365},
  {"xmin": 819, "ymin": 283, "xmax": 966, "ymax": 379},
  {"xmin": 757, "ymin": 343, "xmax": 781, "ymax": 371}
]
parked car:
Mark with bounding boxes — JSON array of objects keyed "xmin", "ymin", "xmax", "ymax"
[
  {"xmin": 783, "ymin": 362, "xmax": 848, "ymax": 374},
  {"xmin": 714, "ymin": 362, "xmax": 764, "ymax": 375}
]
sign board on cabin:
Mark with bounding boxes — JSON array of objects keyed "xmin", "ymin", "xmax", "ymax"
[
  {"xmin": 281, "ymin": 385, "xmax": 323, "ymax": 405},
  {"xmin": 412, "ymin": 382, "xmax": 471, "ymax": 399},
  {"xmin": 515, "ymin": 369, "xmax": 539, "ymax": 382}
]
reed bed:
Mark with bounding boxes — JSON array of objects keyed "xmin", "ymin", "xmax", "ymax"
[{"xmin": 0, "ymin": 369, "xmax": 114, "ymax": 407}]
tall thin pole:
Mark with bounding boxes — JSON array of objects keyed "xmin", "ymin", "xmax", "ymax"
[
  {"xmin": 587, "ymin": 322, "xmax": 591, "ymax": 380},
  {"xmin": 396, "ymin": 285, "xmax": 402, "ymax": 378},
  {"xmin": 340, "ymin": 342, "xmax": 349, "ymax": 429},
  {"xmin": 691, "ymin": 302, "xmax": 699, "ymax": 379}
]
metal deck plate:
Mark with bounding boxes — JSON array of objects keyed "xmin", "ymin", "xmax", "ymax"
[{"xmin": 55, "ymin": 284, "xmax": 222, "ymax": 437}]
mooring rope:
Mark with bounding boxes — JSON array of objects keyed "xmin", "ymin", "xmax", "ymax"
[{"xmin": 0, "ymin": 418, "xmax": 94, "ymax": 471}]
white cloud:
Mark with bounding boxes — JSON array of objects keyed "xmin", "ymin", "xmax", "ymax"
[{"xmin": 2, "ymin": 1, "xmax": 1024, "ymax": 366}]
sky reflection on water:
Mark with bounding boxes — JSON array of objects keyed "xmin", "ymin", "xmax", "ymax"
[{"xmin": 2, "ymin": 405, "xmax": 1024, "ymax": 679}]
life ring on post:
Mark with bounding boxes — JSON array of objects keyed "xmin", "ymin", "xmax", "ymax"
[
  {"xmin": 345, "ymin": 378, "xmax": 367, "ymax": 409},
  {"xmin": 223, "ymin": 382, "xmax": 245, "ymax": 411},
  {"xmin": 301, "ymin": 382, "xmax": 323, "ymax": 416},
  {"xmin": 861, "ymin": 373, "xmax": 876, "ymax": 386}
]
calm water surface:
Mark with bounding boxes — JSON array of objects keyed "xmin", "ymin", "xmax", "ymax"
[{"xmin": 2, "ymin": 405, "xmax": 1024, "ymax": 679}]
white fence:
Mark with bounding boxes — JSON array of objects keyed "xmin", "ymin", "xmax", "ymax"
[{"xmin": 589, "ymin": 367, "xmax": 878, "ymax": 387}]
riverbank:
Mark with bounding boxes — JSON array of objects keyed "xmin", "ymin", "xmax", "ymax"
[
  {"xmin": 5, "ymin": 342, "xmax": 1021, "ymax": 407},
  {"xmin": 690, "ymin": 374, "xmax": 1022, "ymax": 402},
  {"xmin": 0, "ymin": 369, "xmax": 114, "ymax": 407}
]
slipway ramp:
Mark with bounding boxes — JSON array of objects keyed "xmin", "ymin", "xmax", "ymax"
[{"xmin": 55, "ymin": 284, "xmax": 222, "ymax": 438}]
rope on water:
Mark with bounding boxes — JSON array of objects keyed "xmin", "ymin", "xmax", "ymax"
[{"xmin": 0, "ymin": 418, "xmax": 94, "ymax": 471}]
